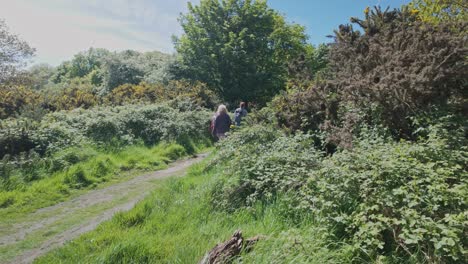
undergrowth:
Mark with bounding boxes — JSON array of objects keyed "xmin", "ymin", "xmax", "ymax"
[
  {"xmin": 35, "ymin": 159, "xmax": 354, "ymax": 264},
  {"xmin": 36, "ymin": 117, "xmax": 467, "ymax": 263}
]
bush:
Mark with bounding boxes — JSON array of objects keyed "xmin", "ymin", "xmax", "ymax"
[
  {"xmin": 104, "ymin": 80, "xmax": 219, "ymax": 110},
  {"xmin": 209, "ymin": 116, "xmax": 467, "ymax": 262},
  {"xmin": 211, "ymin": 126, "xmax": 322, "ymax": 211},
  {"xmin": 329, "ymin": 7, "xmax": 467, "ymax": 137},
  {"xmin": 304, "ymin": 131, "xmax": 467, "ymax": 262},
  {"xmin": 0, "ymin": 117, "xmax": 76, "ymax": 158},
  {"xmin": 0, "ymin": 85, "xmax": 43, "ymax": 119},
  {"xmin": 0, "ymin": 102, "xmax": 212, "ymax": 193},
  {"xmin": 0, "ymin": 103, "xmax": 212, "ymax": 158},
  {"xmin": 270, "ymin": 7, "xmax": 467, "ymax": 147}
]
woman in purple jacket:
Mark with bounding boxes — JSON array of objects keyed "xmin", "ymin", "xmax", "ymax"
[{"xmin": 211, "ymin": 104, "xmax": 232, "ymax": 140}]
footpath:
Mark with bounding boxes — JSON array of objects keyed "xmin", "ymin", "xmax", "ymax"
[{"xmin": 0, "ymin": 154, "xmax": 208, "ymax": 264}]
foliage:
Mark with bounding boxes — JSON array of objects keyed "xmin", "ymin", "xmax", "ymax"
[
  {"xmin": 0, "ymin": 103, "xmax": 212, "ymax": 162},
  {"xmin": 174, "ymin": 0, "xmax": 308, "ymax": 104},
  {"xmin": 205, "ymin": 112, "xmax": 467, "ymax": 262},
  {"xmin": 50, "ymin": 48, "xmax": 172, "ymax": 94},
  {"xmin": 409, "ymin": 0, "xmax": 468, "ymax": 24},
  {"xmin": 330, "ymin": 7, "xmax": 466, "ymax": 137},
  {"xmin": 0, "ymin": 78, "xmax": 217, "ymax": 119},
  {"xmin": 0, "ymin": 19, "xmax": 35, "ymax": 83},
  {"xmin": 210, "ymin": 126, "xmax": 323, "ymax": 212},
  {"xmin": 104, "ymin": 80, "xmax": 219, "ymax": 109},
  {"xmin": 99, "ymin": 51, "xmax": 145, "ymax": 93},
  {"xmin": 51, "ymin": 48, "xmax": 109, "ymax": 84},
  {"xmin": 271, "ymin": 6, "xmax": 467, "ymax": 148},
  {"xmin": 25, "ymin": 63, "xmax": 55, "ymax": 90},
  {"xmin": 287, "ymin": 43, "xmax": 329, "ymax": 83},
  {"xmin": 0, "ymin": 85, "xmax": 43, "ymax": 119},
  {"xmin": 305, "ymin": 129, "xmax": 467, "ymax": 262},
  {"xmin": 35, "ymin": 159, "xmax": 352, "ymax": 264},
  {"xmin": 43, "ymin": 77, "xmax": 100, "ymax": 111}
]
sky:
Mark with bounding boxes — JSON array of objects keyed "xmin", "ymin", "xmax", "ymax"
[{"xmin": 0, "ymin": 0, "xmax": 411, "ymax": 66}]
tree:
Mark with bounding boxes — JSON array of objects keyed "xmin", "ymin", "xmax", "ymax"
[
  {"xmin": 99, "ymin": 52, "xmax": 144, "ymax": 94},
  {"xmin": 287, "ymin": 43, "xmax": 329, "ymax": 83},
  {"xmin": 51, "ymin": 48, "xmax": 110, "ymax": 84},
  {"xmin": 408, "ymin": 0, "xmax": 468, "ymax": 24},
  {"xmin": 0, "ymin": 20, "xmax": 35, "ymax": 83},
  {"xmin": 174, "ymin": 0, "xmax": 307, "ymax": 104},
  {"xmin": 26, "ymin": 63, "xmax": 55, "ymax": 90}
]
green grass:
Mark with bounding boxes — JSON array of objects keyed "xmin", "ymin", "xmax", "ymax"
[
  {"xmin": 36, "ymin": 158, "xmax": 354, "ymax": 264},
  {"xmin": 0, "ymin": 139, "xmax": 211, "ymax": 222}
]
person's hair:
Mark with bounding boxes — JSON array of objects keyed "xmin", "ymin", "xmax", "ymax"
[
  {"xmin": 239, "ymin": 102, "xmax": 246, "ymax": 108},
  {"xmin": 217, "ymin": 104, "xmax": 228, "ymax": 114}
]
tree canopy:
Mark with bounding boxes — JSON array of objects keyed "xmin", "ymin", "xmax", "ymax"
[
  {"xmin": 409, "ymin": 0, "xmax": 468, "ymax": 24},
  {"xmin": 173, "ymin": 0, "xmax": 308, "ymax": 104},
  {"xmin": 0, "ymin": 20, "xmax": 35, "ymax": 83}
]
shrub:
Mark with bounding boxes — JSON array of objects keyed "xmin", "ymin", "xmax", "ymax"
[
  {"xmin": 210, "ymin": 116, "xmax": 467, "ymax": 262},
  {"xmin": 270, "ymin": 7, "xmax": 467, "ymax": 147},
  {"xmin": 304, "ymin": 131, "xmax": 467, "ymax": 262},
  {"xmin": 0, "ymin": 118, "xmax": 37, "ymax": 157},
  {"xmin": 104, "ymin": 80, "xmax": 219, "ymax": 110},
  {"xmin": 211, "ymin": 126, "xmax": 322, "ymax": 211},
  {"xmin": 0, "ymin": 85, "xmax": 43, "ymax": 119},
  {"xmin": 329, "ymin": 7, "xmax": 467, "ymax": 137}
]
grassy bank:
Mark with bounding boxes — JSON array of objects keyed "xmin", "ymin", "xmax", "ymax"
[
  {"xmin": 0, "ymin": 139, "xmax": 211, "ymax": 221},
  {"xmin": 35, "ymin": 157, "xmax": 353, "ymax": 264}
]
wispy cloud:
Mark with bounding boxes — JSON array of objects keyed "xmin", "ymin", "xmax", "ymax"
[{"xmin": 0, "ymin": 0, "xmax": 198, "ymax": 65}]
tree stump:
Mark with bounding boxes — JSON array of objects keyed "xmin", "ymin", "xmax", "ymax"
[{"xmin": 199, "ymin": 230, "xmax": 262, "ymax": 264}]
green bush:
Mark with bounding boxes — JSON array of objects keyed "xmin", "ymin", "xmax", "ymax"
[
  {"xmin": 209, "ymin": 119, "xmax": 467, "ymax": 262},
  {"xmin": 1, "ymin": 102, "xmax": 211, "ymax": 161},
  {"xmin": 304, "ymin": 132, "xmax": 467, "ymax": 262},
  {"xmin": 211, "ymin": 126, "xmax": 322, "ymax": 211}
]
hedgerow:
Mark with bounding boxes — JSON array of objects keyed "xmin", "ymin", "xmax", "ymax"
[{"xmin": 0, "ymin": 102, "xmax": 212, "ymax": 198}]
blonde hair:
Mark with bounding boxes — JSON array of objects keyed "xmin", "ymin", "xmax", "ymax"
[{"xmin": 217, "ymin": 104, "xmax": 228, "ymax": 114}]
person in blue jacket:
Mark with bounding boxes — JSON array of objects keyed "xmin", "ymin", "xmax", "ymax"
[{"xmin": 234, "ymin": 102, "xmax": 247, "ymax": 126}]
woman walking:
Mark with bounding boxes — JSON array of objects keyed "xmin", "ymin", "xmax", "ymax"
[{"xmin": 211, "ymin": 104, "xmax": 232, "ymax": 140}]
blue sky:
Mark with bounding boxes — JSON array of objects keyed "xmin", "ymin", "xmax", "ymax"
[
  {"xmin": 269, "ymin": 0, "xmax": 411, "ymax": 45},
  {"xmin": 0, "ymin": 0, "xmax": 411, "ymax": 66}
]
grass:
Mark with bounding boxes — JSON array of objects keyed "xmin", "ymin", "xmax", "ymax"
[
  {"xmin": 0, "ymin": 139, "xmax": 211, "ymax": 224},
  {"xmin": 35, "ymin": 157, "xmax": 354, "ymax": 264},
  {"xmin": 0, "ymin": 138, "xmax": 212, "ymax": 263},
  {"xmin": 0, "ymin": 175, "xmax": 170, "ymax": 263}
]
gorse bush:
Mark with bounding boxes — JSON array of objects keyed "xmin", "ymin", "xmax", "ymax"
[
  {"xmin": 0, "ymin": 78, "xmax": 218, "ymax": 120},
  {"xmin": 329, "ymin": 7, "xmax": 467, "ymax": 137},
  {"xmin": 0, "ymin": 85, "xmax": 43, "ymax": 119},
  {"xmin": 271, "ymin": 6, "xmax": 467, "ymax": 148},
  {"xmin": 104, "ymin": 80, "xmax": 219, "ymax": 109}
]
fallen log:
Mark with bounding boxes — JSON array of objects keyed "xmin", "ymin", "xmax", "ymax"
[{"xmin": 199, "ymin": 230, "xmax": 262, "ymax": 264}]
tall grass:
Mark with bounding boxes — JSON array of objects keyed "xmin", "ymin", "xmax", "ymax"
[
  {"xmin": 36, "ymin": 159, "xmax": 353, "ymax": 264},
  {"xmin": 0, "ymin": 140, "xmax": 210, "ymax": 217}
]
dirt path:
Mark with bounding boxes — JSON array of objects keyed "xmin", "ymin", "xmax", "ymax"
[{"xmin": 2, "ymin": 153, "xmax": 208, "ymax": 264}]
